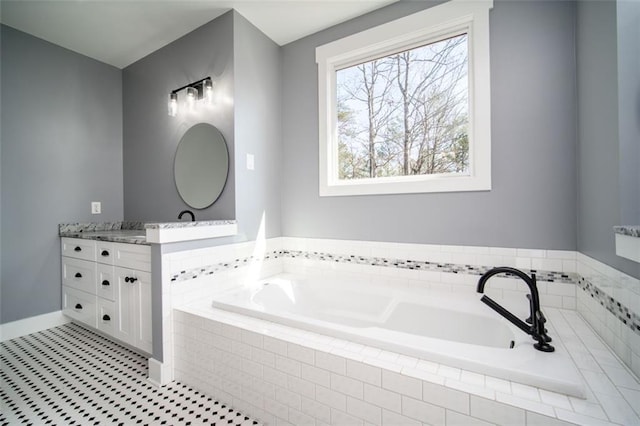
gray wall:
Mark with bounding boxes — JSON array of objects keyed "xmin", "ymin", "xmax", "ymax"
[
  {"xmin": 0, "ymin": 25, "xmax": 123, "ymax": 324},
  {"xmin": 280, "ymin": 1, "xmax": 577, "ymax": 250},
  {"xmin": 576, "ymin": 1, "xmax": 639, "ymax": 279},
  {"xmin": 617, "ymin": 0, "xmax": 640, "ymax": 228},
  {"xmin": 122, "ymin": 12, "xmax": 235, "ymax": 223},
  {"xmin": 232, "ymin": 11, "xmax": 282, "ymax": 240}
]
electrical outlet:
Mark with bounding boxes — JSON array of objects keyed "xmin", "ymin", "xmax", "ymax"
[
  {"xmin": 246, "ymin": 154, "xmax": 255, "ymax": 171},
  {"xmin": 91, "ymin": 201, "xmax": 101, "ymax": 214}
]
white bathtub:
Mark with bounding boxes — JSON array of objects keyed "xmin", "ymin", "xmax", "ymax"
[{"xmin": 211, "ymin": 273, "xmax": 584, "ymax": 397}]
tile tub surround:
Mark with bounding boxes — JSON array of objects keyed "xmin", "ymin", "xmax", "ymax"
[
  {"xmin": 577, "ymin": 253, "xmax": 640, "ymax": 379},
  {"xmin": 160, "ymin": 237, "xmax": 640, "ymax": 421},
  {"xmin": 173, "ymin": 303, "xmax": 640, "ymax": 425}
]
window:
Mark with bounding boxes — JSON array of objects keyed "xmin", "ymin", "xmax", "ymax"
[{"xmin": 316, "ymin": 1, "xmax": 493, "ymax": 196}]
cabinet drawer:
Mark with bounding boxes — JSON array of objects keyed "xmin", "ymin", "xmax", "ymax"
[
  {"xmin": 61, "ymin": 238, "xmax": 96, "ymax": 261},
  {"xmin": 97, "ymin": 263, "xmax": 115, "ymax": 301},
  {"xmin": 97, "ymin": 298, "xmax": 116, "ymax": 336},
  {"xmin": 62, "ymin": 258, "xmax": 97, "ymax": 293},
  {"xmin": 62, "ymin": 286, "xmax": 97, "ymax": 328},
  {"xmin": 96, "ymin": 241, "xmax": 115, "ymax": 265},
  {"xmin": 114, "ymin": 243, "xmax": 151, "ymax": 272}
]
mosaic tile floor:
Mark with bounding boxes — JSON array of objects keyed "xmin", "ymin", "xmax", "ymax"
[{"xmin": 0, "ymin": 322, "xmax": 262, "ymax": 426}]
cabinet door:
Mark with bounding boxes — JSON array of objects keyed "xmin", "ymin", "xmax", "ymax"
[
  {"xmin": 114, "ymin": 267, "xmax": 136, "ymax": 345},
  {"xmin": 114, "ymin": 267, "xmax": 152, "ymax": 353}
]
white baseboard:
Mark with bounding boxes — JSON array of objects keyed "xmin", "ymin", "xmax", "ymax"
[
  {"xmin": 147, "ymin": 357, "xmax": 173, "ymax": 386},
  {"xmin": 0, "ymin": 311, "xmax": 70, "ymax": 342}
]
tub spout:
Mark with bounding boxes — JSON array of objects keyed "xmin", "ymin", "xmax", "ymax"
[{"xmin": 477, "ymin": 267, "xmax": 554, "ymax": 352}]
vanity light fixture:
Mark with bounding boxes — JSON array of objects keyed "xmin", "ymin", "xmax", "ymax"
[{"xmin": 167, "ymin": 76, "xmax": 214, "ymax": 116}]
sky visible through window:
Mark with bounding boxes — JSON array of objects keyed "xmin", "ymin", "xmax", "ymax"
[{"xmin": 336, "ymin": 33, "xmax": 469, "ymax": 180}]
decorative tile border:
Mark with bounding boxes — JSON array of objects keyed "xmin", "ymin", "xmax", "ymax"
[
  {"xmin": 170, "ymin": 249, "xmax": 578, "ymax": 284},
  {"xmin": 578, "ymin": 276, "xmax": 640, "ymax": 337}
]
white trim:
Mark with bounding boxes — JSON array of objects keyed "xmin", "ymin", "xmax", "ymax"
[
  {"xmin": 317, "ymin": 0, "xmax": 493, "ymax": 196},
  {"xmin": 615, "ymin": 233, "xmax": 640, "ymax": 263},
  {"xmin": 145, "ymin": 222, "xmax": 238, "ymax": 244},
  {"xmin": 147, "ymin": 357, "xmax": 173, "ymax": 386},
  {"xmin": 0, "ymin": 311, "xmax": 70, "ymax": 342}
]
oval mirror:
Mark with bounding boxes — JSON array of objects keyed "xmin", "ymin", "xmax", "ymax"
[{"xmin": 174, "ymin": 123, "xmax": 229, "ymax": 209}]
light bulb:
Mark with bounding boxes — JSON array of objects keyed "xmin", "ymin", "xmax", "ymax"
[
  {"xmin": 186, "ymin": 87, "xmax": 197, "ymax": 110},
  {"xmin": 168, "ymin": 93, "xmax": 178, "ymax": 117},
  {"xmin": 204, "ymin": 78, "xmax": 214, "ymax": 103}
]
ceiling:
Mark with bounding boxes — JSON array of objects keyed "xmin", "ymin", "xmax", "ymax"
[{"xmin": 0, "ymin": 0, "xmax": 399, "ymax": 69}]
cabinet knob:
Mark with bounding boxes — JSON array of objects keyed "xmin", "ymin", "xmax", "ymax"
[
  {"xmin": 101, "ymin": 280, "xmax": 110, "ymax": 286},
  {"xmin": 74, "ymin": 303, "xmax": 83, "ymax": 310},
  {"xmin": 74, "ymin": 246, "xmax": 82, "ymax": 252},
  {"xmin": 101, "ymin": 250, "xmax": 110, "ymax": 257},
  {"xmin": 124, "ymin": 277, "xmax": 129, "ymax": 283},
  {"xmin": 74, "ymin": 272, "xmax": 82, "ymax": 278},
  {"xmin": 102, "ymin": 314, "xmax": 111, "ymax": 321}
]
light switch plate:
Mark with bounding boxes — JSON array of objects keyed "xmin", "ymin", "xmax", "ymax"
[{"xmin": 91, "ymin": 201, "xmax": 101, "ymax": 214}]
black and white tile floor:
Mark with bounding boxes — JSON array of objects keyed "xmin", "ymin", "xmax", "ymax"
[{"xmin": 0, "ymin": 323, "xmax": 262, "ymax": 426}]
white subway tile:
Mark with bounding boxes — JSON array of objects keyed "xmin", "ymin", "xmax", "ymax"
[
  {"xmin": 242, "ymin": 329, "xmax": 264, "ymax": 348},
  {"xmin": 382, "ymin": 370, "xmax": 422, "ymax": 399},
  {"xmin": 555, "ymin": 407, "xmax": 617, "ymax": 426},
  {"xmin": 422, "ymin": 381, "xmax": 469, "ymax": 415},
  {"xmin": 316, "ymin": 385, "xmax": 347, "ymax": 411},
  {"xmin": 315, "ymin": 351, "xmax": 346, "ymax": 375},
  {"xmin": 346, "ymin": 396, "xmax": 381, "ymax": 425},
  {"xmin": 276, "ymin": 387, "xmax": 302, "ymax": 409},
  {"xmin": 264, "ymin": 396, "xmax": 289, "ymax": 420},
  {"xmin": 288, "ymin": 407, "xmax": 316, "ymax": 426},
  {"xmin": 595, "ymin": 391, "xmax": 640, "ymax": 425},
  {"xmin": 401, "ymin": 396, "xmax": 445, "ymax": 424},
  {"xmin": 445, "ymin": 378, "xmax": 495, "ymax": 400},
  {"xmin": 301, "ymin": 364, "xmax": 331, "ymax": 387},
  {"xmin": 330, "ymin": 408, "xmax": 364, "ymax": 426},
  {"xmin": 330, "ymin": 373, "xmax": 364, "ymax": 399},
  {"xmin": 495, "ymin": 392, "xmax": 555, "ymax": 417},
  {"xmin": 363, "ymin": 383, "xmax": 401, "ymax": 413},
  {"xmin": 346, "ymin": 360, "xmax": 382, "ymax": 386},
  {"xmin": 381, "ymin": 409, "xmax": 421, "ymax": 426},
  {"xmin": 525, "ymin": 412, "xmax": 575, "ymax": 426},
  {"xmin": 288, "ymin": 375, "xmax": 315, "ymax": 399},
  {"xmin": 301, "ymin": 396, "xmax": 331, "ymax": 424},
  {"xmin": 276, "ymin": 355, "xmax": 301, "ymax": 377},
  {"xmin": 470, "ymin": 396, "xmax": 525, "ymax": 425}
]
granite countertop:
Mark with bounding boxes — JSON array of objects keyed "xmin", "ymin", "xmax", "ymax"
[
  {"xmin": 59, "ymin": 220, "xmax": 238, "ymax": 245},
  {"xmin": 614, "ymin": 226, "xmax": 640, "ymax": 238},
  {"xmin": 144, "ymin": 220, "xmax": 236, "ymax": 229}
]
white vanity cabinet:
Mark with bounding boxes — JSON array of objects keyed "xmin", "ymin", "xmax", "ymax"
[{"xmin": 61, "ymin": 237, "xmax": 152, "ymax": 354}]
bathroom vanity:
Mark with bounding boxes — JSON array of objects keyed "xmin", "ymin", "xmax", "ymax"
[
  {"xmin": 58, "ymin": 220, "xmax": 238, "ymax": 358},
  {"xmin": 60, "ymin": 235, "xmax": 153, "ymax": 354}
]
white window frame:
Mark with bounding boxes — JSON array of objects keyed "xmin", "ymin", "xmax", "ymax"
[{"xmin": 316, "ymin": 0, "xmax": 493, "ymax": 197}]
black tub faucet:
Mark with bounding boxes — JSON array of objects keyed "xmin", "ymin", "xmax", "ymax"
[
  {"xmin": 477, "ymin": 267, "xmax": 554, "ymax": 352},
  {"xmin": 178, "ymin": 210, "xmax": 195, "ymax": 221}
]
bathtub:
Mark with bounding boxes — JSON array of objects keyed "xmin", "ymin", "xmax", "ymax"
[{"xmin": 211, "ymin": 273, "xmax": 584, "ymax": 397}]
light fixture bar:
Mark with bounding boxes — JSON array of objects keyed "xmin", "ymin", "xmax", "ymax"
[{"xmin": 168, "ymin": 76, "xmax": 213, "ymax": 116}]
